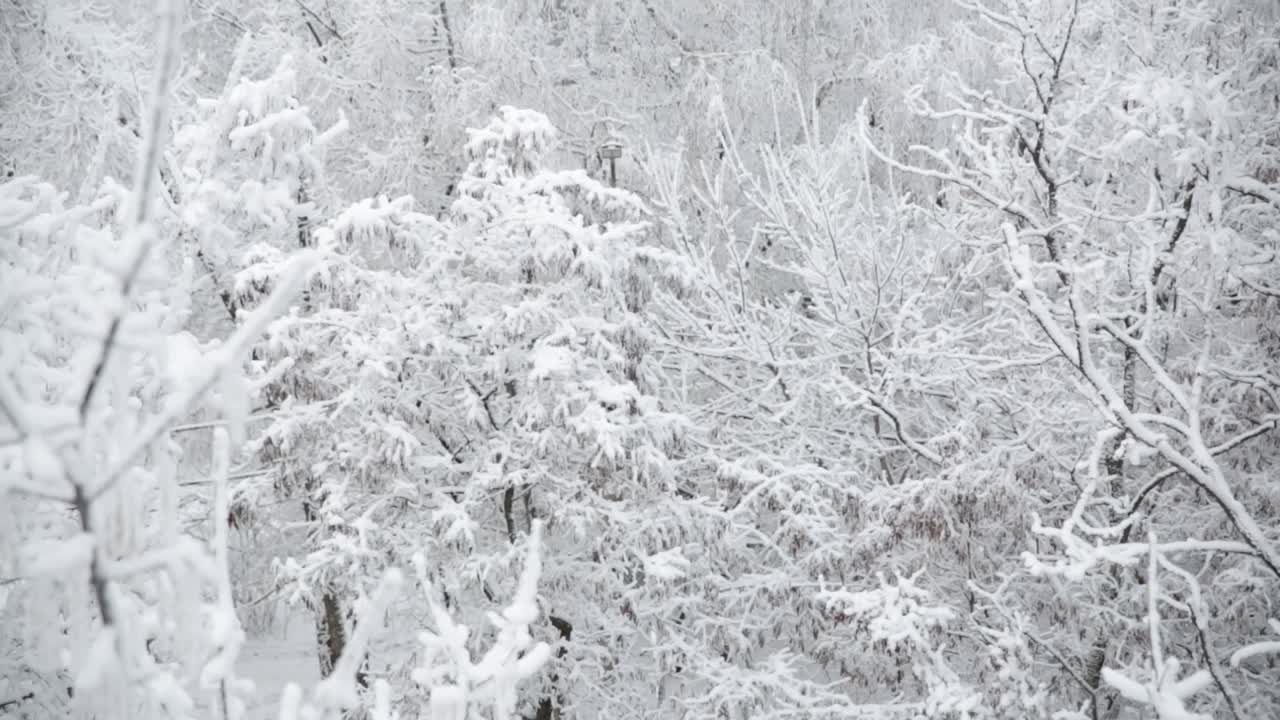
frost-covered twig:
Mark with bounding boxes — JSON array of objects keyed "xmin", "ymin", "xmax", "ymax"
[
  {"xmin": 203, "ymin": 427, "xmax": 247, "ymax": 720},
  {"xmin": 89, "ymin": 249, "xmax": 319, "ymax": 502},
  {"xmin": 275, "ymin": 568, "xmax": 403, "ymax": 720},
  {"xmin": 1156, "ymin": 554, "xmax": 1244, "ymax": 720},
  {"xmin": 1100, "ymin": 536, "xmax": 1214, "ymax": 720},
  {"xmin": 313, "ymin": 570, "xmax": 404, "ymax": 711},
  {"xmin": 1122, "ymin": 417, "xmax": 1280, "ymax": 531},
  {"xmin": 59, "ymin": 0, "xmax": 186, "ymax": 638},
  {"xmin": 278, "ymin": 523, "xmax": 551, "ymax": 720},
  {"xmin": 855, "ymin": 101, "xmax": 1037, "ymax": 226},
  {"xmin": 411, "ymin": 521, "xmax": 552, "ymax": 720},
  {"xmin": 1002, "ymin": 224, "xmax": 1280, "ymax": 578},
  {"xmin": 77, "ymin": 0, "xmax": 183, "ymax": 420},
  {"xmin": 1230, "ymin": 619, "xmax": 1280, "ymax": 669}
]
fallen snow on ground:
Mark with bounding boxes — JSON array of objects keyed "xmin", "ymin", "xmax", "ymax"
[{"xmin": 231, "ymin": 614, "xmax": 320, "ymax": 720}]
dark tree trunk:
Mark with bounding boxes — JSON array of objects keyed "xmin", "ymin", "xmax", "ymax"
[
  {"xmin": 528, "ymin": 615, "xmax": 572, "ymax": 720},
  {"xmin": 304, "ymin": 490, "xmax": 368, "ymax": 689}
]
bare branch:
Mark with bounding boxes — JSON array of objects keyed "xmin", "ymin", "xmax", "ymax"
[
  {"xmin": 294, "ymin": 0, "xmax": 342, "ymax": 41},
  {"xmin": 1225, "ymin": 178, "xmax": 1280, "ymax": 210},
  {"xmin": 437, "ymin": 0, "xmax": 457, "ymax": 70},
  {"xmin": 1156, "ymin": 555, "xmax": 1245, "ymax": 720},
  {"xmin": 1235, "ymin": 274, "xmax": 1280, "ymax": 297},
  {"xmin": 639, "ymin": 0, "xmax": 693, "ymax": 54}
]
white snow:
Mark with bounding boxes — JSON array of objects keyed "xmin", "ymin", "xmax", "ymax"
[{"xmin": 642, "ymin": 547, "xmax": 691, "ymax": 581}]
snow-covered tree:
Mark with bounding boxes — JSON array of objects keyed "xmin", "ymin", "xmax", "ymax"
[
  {"xmin": 0, "ymin": 4, "xmax": 320, "ymax": 716},
  {"xmin": 857, "ymin": 0, "xmax": 1280, "ymax": 715},
  {"xmin": 2, "ymin": 7, "xmax": 550, "ymax": 720},
  {"xmin": 224, "ymin": 103, "xmax": 692, "ymax": 716},
  {"xmin": 9, "ymin": 0, "xmax": 1280, "ymax": 718}
]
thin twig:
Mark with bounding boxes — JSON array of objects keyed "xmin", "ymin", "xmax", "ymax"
[
  {"xmin": 66, "ymin": 0, "xmax": 185, "ymax": 635},
  {"xmin": 77, "ymin": 0, "xmax": 183, "ymax": 421},
  {"xmin": 1119, "ymin": 417, "xmax": 1279, "ymax": 544},
  {"xmin": 1157, "ymin": 555, "xmax": 1245, "ymax": 720},
  {"xmin": 437, "ymin": 0, "xmax": 457, "ymax": 70},
  {"xmin": 90, "ymin": 250, "xmax": 320, "ymax": 503},
  {"xmin": 293, "ymin": 0, "xmax": 342, "ymax": 41}
]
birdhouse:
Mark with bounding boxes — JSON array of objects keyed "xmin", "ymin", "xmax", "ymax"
[{"xmin": 599, "ymin": 137, "xmax": 623, "ymax": 160}]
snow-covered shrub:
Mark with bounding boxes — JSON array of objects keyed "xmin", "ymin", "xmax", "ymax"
[{"xmin": 0, "ymin": 160, "xmax": 316, "ymax": 720}]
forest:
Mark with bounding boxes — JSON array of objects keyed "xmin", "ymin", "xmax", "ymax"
[{"xmin": 1, "ymin": 0, "xmax": 1279, "ymax": 718}]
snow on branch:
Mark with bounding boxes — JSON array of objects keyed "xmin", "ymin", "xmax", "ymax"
[
  {"xmin": 411, "ymin": 521, "xmax": 552, "ymax": 720},
  {"xmin": 999, "ymin": 220, "xmax": 1280, "ymax": 578},
  {"xmin": 1230, "ymin": 619, "xmax": 1280, "ymax": 669},
  {"xmin": 1099, "ymin": 535, "xmax": 1215, "ymax": 720}
]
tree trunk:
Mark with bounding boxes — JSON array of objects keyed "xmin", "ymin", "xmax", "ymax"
[
  {"xmin": 315, "ymin": 590, "xmax": 346, "ymax": 677},
  {"xmin": 528, "ymin": 615, "xmax": 572, "ymax": 720},
  {"xmin": 303, "ymin": 491, "xmax": 368, "ymax": 688},
  {"xmin": 1081, "ymin": 340, "xmax": 1138, "ymax": 720}
]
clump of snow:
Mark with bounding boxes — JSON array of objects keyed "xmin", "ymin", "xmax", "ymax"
[
  {"xmin": 642, "ymin": 547, "xmax": 691, "ymax": 581},
  {"xmin": 1102, "ymin": 660, "xmax": 1212, "ymax": 720},
  {"xmin": 1231, "ymin": 618, "xmax": 1280, "ymax": 668}
]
